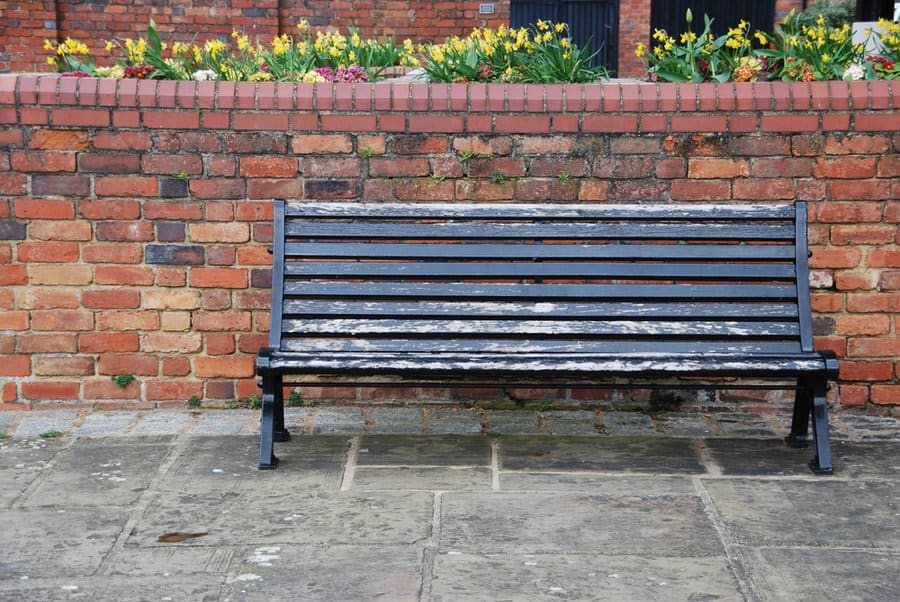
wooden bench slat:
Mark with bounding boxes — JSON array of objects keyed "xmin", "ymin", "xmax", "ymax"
[
  {"xmin": 281, "ymin": 300, "xmax": 801, "ymax": 320},
  {"xmin": 283, "ymin": 261, "xmax": 796, "ymax": 280},
  {"xmin": 282, "ymin": 318, "xmax": 800, "ymax": 338},
  {"xmin": 283, "ymin": 282, "xmax": 798, "ymax": 300},
  {"xmin": 278, "ymin": 338, "xmax": 806, "ymax": 355},
  {"xmin": 284, "ymin": 242, "xmax": 797, "ymax": 261},
  {"xmin": 286, "ymin": 221, "xmax": 796, "ymax": 241},
  {"xmin": 285, "ymin": 201, "xmax": 796, "ymax": 220}
]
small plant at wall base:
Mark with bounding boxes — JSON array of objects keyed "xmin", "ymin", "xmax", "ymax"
[
  {"xmin": 39, "ymin": 430, "xmax": 64, "ymax": 439},
  {"xmin": 187, "ymin": 395, "xmax": 202, "ymax": 409},
  {"xmin": 288, "ymin": 389, "xmax": 303, "ymax": 407},
  {"xmin": 112, "ymin": 374, "xmax": 136, "ymax": 389}
]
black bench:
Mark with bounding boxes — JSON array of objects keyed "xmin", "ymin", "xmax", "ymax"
[{"xmin": 256, "ymin": 200, "xmax": 839, "ymax": 473}]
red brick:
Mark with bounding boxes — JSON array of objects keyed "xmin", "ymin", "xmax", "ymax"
[
  {"xmin": 582, "ymin": 115, "xmax": 638, "ymax": 133},
  {"xmin": 670, "ymin": 180, "xmax": 730, "ymax": 201},
  {"xmin": 79, "ymin": 333, "xmax": 140, "ymax": 353},
  {"xmin": 233, "ymin": 112, "xmax": 289, "ymax": 130},
  {"xmin": 29, "ymin": 130, "xmax": 89, "ymax": 151},
  {"xmin": 0, "ymin": 266, "xmax": 28, "ymax": 287},
  {"xmin": 834, "ymin": 314, "xmax": 891, "ymax": 336},
  {"xmin": 847, "ymin": 293, "xmax": 899, "ymax": 312},
  {"xmin": 880, "ymin": 271, "xmax": 900, "ymax": 289},
  {"xmin": 733, "ymin": 179, "xmax": 794, "ymax": 200},
  {"xmin": 239, "ymin": 156, "xmax": 298, "ymax": 178},
  {"xmin": 838, "ymin": 384, "xmax": 869, "ymax": 406},
  {"xmin": 188, "ymin": 223, "xmax": 250, "ymax": 243},
  {"xmin": 22, "ymin": 382, "xmax": 80, "ymax": 400},
  {"xmin": 1, "ymin": 383, "xmax": 17, "ymax": 404},
  {"xmin": 142, "ymin": 290, "xmax": 201, "ymax": 310},
  {"xmin": 83, "ymin": 289, "xmax": 141, "ymax": 309},
  {"xmin": 809, "ymin": 247, "xmax": 861, "ymax": 269},
  {"xmin": 17, "ymin": 288, "xmax": 80, "ymax": 309},
  {"xmin": 17, "ymin": 242, "xmax": 79, "ymax": 263},
  {"xmin": 750, "ymin": 158, "xmax": 812, "ymax": 178},
  {"xmin": 761, "ymin": 114, "xmax": 818, "ymax": 132},
  {"xmin": 31, "ymin": 310, "xmax": 93, "ymax": 331},
  {"xmin": 14, "ymin": 198, "xmax": 74, "ymax": 220},
  {"xmin": 18, "ymin": 333, "xmax": 77, "ymax": 353},
  {"xmin": 839, "ymin": 361, "xmax": 895, "ymax": 382},
  {"xmin": 51, "ymin": 108, "xmax": 109, "ymax": 127},
  {"xmin": 79, "ymin": 200, "xmax": 142, "ymax": 220},
  {"xmin": 143, "ymin": 111, "xmax": 200, "ymax": 129},
  {"xmin": 96, "ymin": 310, "xmax": 160, "ymax": 331},
  {"xmin": 188, "ymin": 179, "xmax": 246, "ymax": 199},
  {"xmin": 192, "ymin": 311, "xmax": 252, "ymax": 332},
  {"xmin": 190, "ymin": 268, "xmax": 248, "ymax": 289},
  {"xmin": 141, "ymin": 154, "xmax": 203, "ymax": 175},
  {"xmin": 825, "ymin": 134, "xmax": 890, "ymax": 154},
  {"xmin": 206, "ymin": 333, "xmax": 236, "ymax": 355},
  {"xmin": 867, "ymin": 249, "xmax": 900, "ymax": 268},
  {"xmin": 95, "ymin": 266, "xmax": 154, "ymax": 286},
  {"xmin": 871, "ymin": 385, "xmax": 900, "ymax": 404},
  {"xmin": 847, "ymin": 337, "xmax": 900, "ymax": 357},
  {"xmin": 95, "ymin": 176, "xmax": 158, "ymax": 197},
  {"xmin": 161, "ymin": 356, "xmax": 192, "ymax": 377},
  {"xmin": 408, "ymin": 115, "xmax": 463, "ymax": 133},
  {"xmin": 813, "ymin": 157, "xmax": 877, "ymax": 179},
  {"xmin": 142, "ymin": 332, "xmax": 202, "ymax": 353},
  {"xmin": 516, "ymin": 179, "xmax": 579, "ymax": 201},
  {"xmin": 0, "ymin": 355, "xmax": 31, "ymax": 377},
  {"xmin": 29, "ymin": 220, "xmax": 92, "ymax": 241},
  {"xmin": 368, "ymin": 157, "xmax": 430, "ymax": 177},
  {"xmin": 11, "ymin": 151, "xmax": 75, "ymax": 172},
  {"xmin": 835, "ymin": 271, "xmax": 878, "ymax": 291},
  {"xmin": 816, "ymin": 202, "xmax": 883, "ymax": 223},
  {"xmin": 34, "ymin": 357, "xmax": 95, "ymax": 377},
  {"xmin": 83, "ymin": 243, "xmax": 144, "ymax": 264},
  {"xmin": 98, "ymin": 354, "xmax": 158, "ymax": 376},
  {"xmin": 79, "ymin": 152, "xmax": 141, "ymax": 174},
  {"xmin": 687, "ymin": 158, "xmax": 749, "ymax": 179},
  {"xmin": 195, "ymin": 356, "xmax": 255, "ymax": 378},
  {"xmin": 93, "ymin": 131, "xmax": 152, "ymax": 150},
  {"xmin": 292, "ymin": 134, "xmax": 352, "ymax": 154},
  {"xmin": 83, "ymin": 380, "xmax": 140, "ymax": 400},
  {"xmin": 146, "ymin": 381, "xmax": 203, "ymax": 401},
  {"xmin": 830, "ymin": 225, "xmax": 895, "ymax": 245},
  {"xmin": 671, "ymin": 115, "xmax": 728, "ymax": 132}
]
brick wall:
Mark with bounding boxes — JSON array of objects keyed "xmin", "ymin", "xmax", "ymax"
[{"xmin": 0, "ymin": 74, "xmax": 898, "ymax": 412}]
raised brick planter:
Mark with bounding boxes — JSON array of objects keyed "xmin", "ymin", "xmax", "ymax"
[{"xmin": 0, "ymin": 74, "xmax": 898, "ymax": 410}]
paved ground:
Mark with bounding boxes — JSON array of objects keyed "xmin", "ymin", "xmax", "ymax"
[{"xmin": 0, "ymin": 408, "xmax": 898, "ymax": 601}]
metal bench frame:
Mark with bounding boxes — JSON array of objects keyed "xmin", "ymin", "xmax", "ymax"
[{"xmin": 257, "ymin": 200, "xmax": 839, "ymax": 473}]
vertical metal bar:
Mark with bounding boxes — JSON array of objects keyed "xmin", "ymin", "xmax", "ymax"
[
  {"xmin": 793, "ymin": 201, "xmax": 815, "ymax": 352},
  {"xmin": 268, "ymin": 199, "xmax": 287, "ymax": 349},
  {"xmin": 273, "ymin": 373, "xmax": 290, "ymax": 443},
  {"xmin": 785, "ymin": 377, "xmax": 811, "ymax": 448},
  {"xmin": 258, "ymin": 377, "xmax": 278, "ymax": 470},
  {"xmin": 809, "ymin": 378, "xmax": 834, "ymax": 475}
]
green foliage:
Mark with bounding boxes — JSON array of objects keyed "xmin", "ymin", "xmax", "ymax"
[
  {"xmin": 287, "ymin": 389, "xmax": 303, "ymax": 407},
  {"xmin": 0, "ymin": 432, "xmax": 10, "ymax": 440},
  {"xmin": 39, "ymin": 429, "xmax": 64, "ymax": 439},
  {"xmin": 489, "ymin": 170, "xmax": 508, "ymax": 185},
  {"xmin": 557, "ymin": 171, "xmax": 571, "ymax": 181},
  {"xmin": 458, "ymin": 150, "xmax": 475, "ymax": 162},
  {"xmin": 111, "ymin": 374, "xmax": 136, "ymax": 389},
  {"xmin": 420, "ymin": 20, "xmax": 607, "ymax": 83},
  {"xmin": 245, "ymin": 394, "xmax": 262, "ymax": 410},
  {"xmin": 359, "ymin": 146, "xmax": 374, "ymax": 159},
  {"xmin": 795, "ymin": 0, "xmax": 857, "ymax": 29},
  {"xmin": 187, "ymin": 395, "xmax": 202, "ymax": 409}
]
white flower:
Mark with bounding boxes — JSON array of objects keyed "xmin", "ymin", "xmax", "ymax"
[
  {"xmin": 842, "ymin": 63, "xmax": 865, "ymax": 81},
  {"xmin": 192, "ymin": 69, "xmax": 218, "ymax": 81}
]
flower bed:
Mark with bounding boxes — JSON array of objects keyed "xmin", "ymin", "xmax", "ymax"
[{"xmin": 637, "ymin": 11, "xmax": 899, "ymax": 83}]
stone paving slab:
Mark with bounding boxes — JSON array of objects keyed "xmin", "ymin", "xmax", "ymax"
[
  {"xmin": 701, "ymin": 478, "xmax": 900, "ymax": 549},
  {"xmin": 0, "ymin": 439, "xmax": 64, "ymax": 507},
  {"xmin": 22, "ymin": 437, "xmax": 172, "ymax": 507},
  {"xmin": 158, "ymin": 436, "xmax": 348, "ymax": 493},
  {"xmin": 352, "ymin": 466, "xmax": 493, "ymax": 491},
  {"xmin": 430, "ymin": 553, "xmax": 742, "ymax": 601},
  {"xmin": 101, "ymin": 546, "xmax": 236, "ymax": 577},
  {"xmin": 130, "ymin": 490, "xmax": 433, "ymax": 547},
  {"xmin": 0, "ymin": 576, "xmax": 223, "ymax": 602},
  {"xmin": 220, "ymin": 544, "xmax": 423, "ymax": 601},
  {"xmin": 12, "ymin": 411, "xmax": 79, "ymax": 438},
  {"xmin": 440, "ymin": 492, "xmax": 723, "ymax": 556},
  {"xmin": 741, "ymin": 547, "xmax": 900, "ymax": 602},
  {"xmin": 0, "ymin": 508, "xmax": 127, "ymax": 578},
  {"xmin": 498, "ymin": 435, "xmax": 704, "ymax": 473},
  {"xmin": 498, "ymin": 473, "xmax": 699, "ymax": 496},
  {"xmin": 129, "ymin": 410, "xmax": 194, "ymax": 436},
  {"xmin": 357, "ymin": 435, "xmax": 491, "ymax": 466},
  {"xmin": 73, "ymin": 411, "xmax": 139, "ymax": 437}
]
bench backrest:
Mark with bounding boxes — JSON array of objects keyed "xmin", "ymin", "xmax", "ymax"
[{"xmin": 268, "ymin": 200, "xmax": 815, "ymax": 357}]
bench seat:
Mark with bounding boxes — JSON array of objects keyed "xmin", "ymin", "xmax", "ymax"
[{"xmin": 257, "ymin": 200, "xmax": 839, "ymax": 474}]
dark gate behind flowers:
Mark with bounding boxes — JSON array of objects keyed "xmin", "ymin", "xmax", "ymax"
[
  {"xmin": 510, "ymin": 0, "xmax": 619, "ymax": 73},
  {"xmin": 650, "ymin": 0, "xmax": 776, "ymax": 39}
]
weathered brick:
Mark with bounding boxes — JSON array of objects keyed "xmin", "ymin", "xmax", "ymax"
[
  {"xmin": 28, "ymin": 265, "xmax": 93, "ymax": 285},
  {"xmin": 34, "ymin": 357, "xmax": 95, "ymax": 377},
  {"xmin": 145, "ymin": 245, "xmax": 205, "ymax": 265},
  {"xmin": 22, "ymin": 382, "xmax": 80, "ymax": 400},
  {"xmin": 146, "ymin": 381, "xmax": 203, "ymax": 401},
  {"xmin": 305, "ymin": 179, "xmax": 360, "ymax": 199},
  {"xmin": 195, "ymin": 356, "xmax": 255, "ymax": 378},
  {"xmin": 816, "ymin": 202, "xmax": 884, "ymax": 223},
  {"xmin": 16, "ymin": 288, "xmax": 80, "ymax": 309},
  {"xmin": 239, "ymin": 156, "xmax": 298, "ymax": 178},
  {"xmin": 839, "ymin": 361, "xmax": 895, "ymax": 382},
  {"xmin": 29, "ymin": 220, "xmax": 92, "ymax": 241},
  {"xmin": 835, "ymin": 271, "xmax": 879, "ymax": 291},
  {"xmin": 847, "ymin": 337, "xmax": 900, "ymax": 358},
  {"xmin": 834, "ymin": 314, "xmax": 891, "ymax": 336},
  {"xmin": 31, "ymin": 310, "xmax": 93, "ymax": 331},
  {"xmin": 0, "ymin": 355, "xmax": 31, "ymax": 377},
  {"xmin": 190, "ymin": 268, "xmax": 248, "ymax": 289},
  {"xmin": 14, "ymin": 198, "xmax": 75, "ymax": 220},
  {"xmin": 206, "ymin": 333, "xmax": 236, "ymax": 355},
  {"xmin": 847, "ymin": 293, "xmax": 899, "ymax": 312},
  {"xmin": 83, "ymin": 243, "xmax": 144, "ymax": 264},
  {"xmin": 95, "ymin": 176, "xmax": 158, "ymax": 197},
  {"xmin": 17, "ymin": 242, "xmax": 80, "ymax": 263},
  {"xmin": 29, "ymin": 130, "xmax": 89, "ymax": 151},
  {"xmin": 161, "ymin": 357, "xmax": 193, "ymax": 377},
  {"xmin": 83, "ymin": 379, "xmax": 140, "ymax": 400},
  {"xmin": 809, "ymin": 247, "xmax": 862, "ymax": 269},
  {"xmin": 192, "ymin": 311, "xmax": 252, "ymax": 331},
  {"xmin": 830, "ymin": 225, "xmax": 896, "ymax": 245},
  {"xmin": 188, "ymin": 223, "xmax": 250, "ymax": 243},
  {"xmin": 79, "ymin": 200, "xmax": 141, "ymax": 220},
  {"xmin": 0, "ymin": 221, "xmax": 27, "ymax": 241},
  {"xmin": 17, "ymin": 333, "xmax": 78, "ymax": 353},
  {"xmin": 867, "ymin": 249, "xmax": 900, "ymax": 268},
  {"xmin": 871, "ymin": 385, "xmax": 900, "ymax": 404},
  {"xmin": 96, "ymin": 310, "xmax": 160, "ymax": 331},
  {"xmin": 143, "ymin": 289, "xmax": 201, "ymax": 310},
  {"xmin": 79, "ymin": 332, "xmax": 140, "ymax": 353},
  {"xmin": 83, "ymin": 289, "xmax": 141, "ymax": 309},
  {"xmin": 142, "ymin": 332, "xmax": 202, "ymax": 353},
  {"xmin": 292, "ymin": 134, "xmax": 352, "ymax": 154},
  {"xmin": 95, "ymin": 221, "xmax": 155, "ymax": 242},
  {"xmin": 11, "ymin": 151, "xmax": 76, "ymax": 172}
]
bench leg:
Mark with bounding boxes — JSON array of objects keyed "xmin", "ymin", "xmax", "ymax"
[
  {"xmin": 808, "ymin": 378, "xmax": 834, "ymax": 475},
  {"xmin": 258, "ymin": 376, "xmax": 279, "ymax": 470},
  {"xmin": 272, "ymin": 374, "xmax": 290, "ymax": 443},
  {"xmin": 785, "ymin": 380, "xmax": 811, "ymax": 448}
]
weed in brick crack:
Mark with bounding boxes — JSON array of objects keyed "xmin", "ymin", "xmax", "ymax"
[
  {"xmin": 429, "ymin": 172, "xmax": 446, "ymax": 182},
  {"xmin": 557, "ymin": 170, "xmax": 571, "ymax": 181},
  {"xmin": 489, "ymin": 170, "xmax": 509, "ymax": 184},
  {"xmin": 187, "ymin": 395, "xmax": 202, "ymax": 409},
  {"xmin": 245, "ymin": 394, "xmax": 262, "ymax": 410},
  {"xmin": 172, "ymin": 170, "xmax": 189, "ymax": 180},
  {"xmin": 457, "ymin": 149, "xmax": 475, "ymax": 162},
  {"xmin": 112, "ymin": 373, "xmax": 136, "ymax": 389},
  {"xmin": 39, "ymin": 429, "xmax": 64, "ymax": 439},
  {"xmin": 359, "ymin": 146, "xmax": 374, "ymax": 159},
  {"xmin": 288, "ymin": 389, "xmax": 303, "ymax": 407}
]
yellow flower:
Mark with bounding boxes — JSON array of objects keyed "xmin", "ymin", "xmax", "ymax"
[
  {"xmin": 536, "ymin": 19, "xmax": 549, "ymax": 31},
  {"xmin": 562, "ymin": 52, "xmax": 570, "ymax": 60},
  {"xmin": 555, "ymin": 23, "xmax": 566, "ymax": 33},
  {"xmin": 634, "ymin": 42, "xmax": 646, "ymax": 58},
  {"xmin": 105, "ymin": 40, "xmax": 115, "ymax": 52},
  {"xmin": 754, "ymin": 31, "xmax": 768, "ymax": 45},
  {"xmin": 43, "ymin": 39, "xmax": 54, "ymax": 51},
  {"xmin": 542, "ymin": 31, "xmax": 553, "ymax": 43},
  {"xmin": 680, "ymin": 32, "xmax": 697, "ymax": 44},
  {"xmin": 560, "ymin": 38, "xmax": 571, "ymax": 49},
  {"xmin": 296, "ymin": 19, "xmax": 309, "ymax": 33},
  {"xmin": 821, "ymin": 53, "xmax": 831, "ymax": 62},
  {"xmin": 652, "ymin": 29, "xmax": 667, "ymax": 42},
  {"xmin": 47, "ymin": 56, "xmax": 57, "ymax": 66}
]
